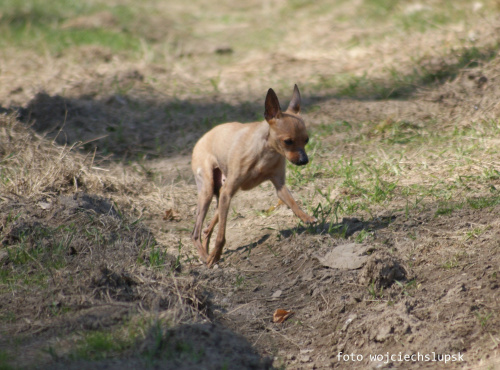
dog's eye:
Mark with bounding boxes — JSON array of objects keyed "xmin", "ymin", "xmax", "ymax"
[{"xmin": 284, "ymin": 139, "xmax": 294, "ymax": 145}]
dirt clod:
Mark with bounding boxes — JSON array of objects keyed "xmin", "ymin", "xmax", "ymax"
[{"xmin": 358, "ymin": 251, "xmax": 407, "ymax": 289}]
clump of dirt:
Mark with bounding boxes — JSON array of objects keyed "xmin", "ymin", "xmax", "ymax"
[
  {"xmin": 91, "ymin": 265, "xmax": 138, "ymax": 302},
  {"xmin": 358, "ymin": 250, "xmax": 407, "ymax": 289}
]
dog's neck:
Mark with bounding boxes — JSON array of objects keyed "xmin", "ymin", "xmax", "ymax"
[{"xmin": 257, "ymin": 120, "xmax": 282, "ymax": 155}]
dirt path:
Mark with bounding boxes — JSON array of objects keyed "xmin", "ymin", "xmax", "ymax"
[{"xmin": 195, "ymin": 202, "xmax": 500, "ymax": 368}]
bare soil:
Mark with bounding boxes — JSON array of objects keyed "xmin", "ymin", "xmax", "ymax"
[{"xmin": 200, "ymin": 204, "xmax": 500, "ymax": 369}]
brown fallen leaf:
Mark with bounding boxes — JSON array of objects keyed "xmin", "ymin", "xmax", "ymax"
[
  {"xmin": 273, "ymin": 309, "xmax": 294, "ymax": 323},
  {"xmin": 163, "ymin": 209, "xmax": 180, "ymax": 221}
]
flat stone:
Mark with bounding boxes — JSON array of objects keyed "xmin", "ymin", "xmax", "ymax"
[{"xmin": 314, "ymin": 243, "xmax": 370, "ymax": 270}]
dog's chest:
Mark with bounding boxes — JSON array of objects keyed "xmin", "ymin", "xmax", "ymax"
[{"xmin": 239, "ymin": 153, "xmax": 283, "ymax": 190}]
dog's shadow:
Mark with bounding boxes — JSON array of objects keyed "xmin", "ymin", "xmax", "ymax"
[
  {"xmin": 223, "ymin": 233, "xmax": 272, "ymax": 258},
  {"xmin": 280, "ymin": 216, "xmax": 394, "ymax": 239},
  {"xmin": 222, "ymin": 216, "xmax": 394, "ymax": 259}
]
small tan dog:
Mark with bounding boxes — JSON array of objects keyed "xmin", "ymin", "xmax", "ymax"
[{"xmin": 191, "ymin": 85, "xmax": 316, "ymax": 267}]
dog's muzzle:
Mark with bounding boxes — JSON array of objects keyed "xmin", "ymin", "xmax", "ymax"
[{"xmin": 295, "ymin": 150, "xmax": 309, "ymax": 166}]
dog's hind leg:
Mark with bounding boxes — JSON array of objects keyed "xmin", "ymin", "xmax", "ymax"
[
  {"xmin": 191, "ymin": 168, "xmax": 214, "ymax": 263},
  {"xmin": 202, "ymin": 212, "xmax": 218, "ymax": 253},
  {"xmin": 206, "ymin": 176, "xmax": 237, "ymax": 268},
  {"xmin": 202, "ymin": 168, "xmax": 224, "ymax": 254}
]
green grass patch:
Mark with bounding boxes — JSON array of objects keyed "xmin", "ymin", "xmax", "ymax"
[
  {"xmin": 474, "ymin": 310, "xmax": 494, "ymax": 329},
  {"xmin": 1, "ymin": 0, "xmax": 95, "ymax": 26},
  {"xmin": 442, "ymin": 251, "xmax": 468, "ymax": 270},
  {"xmin": 71, "ymin": 330, "xmax": 132, "ymax": 361},
  {"xmin": 0, "ymin": 203, "xmax": 159, "ymax": 300},
  {"xmin": 435, "ymin": 200, "xmax": 463, "ymax": 217},
  {"xmin": 355, "ymin": 228, "xmax": 373, "ymax": 243},
  {"xmin": 0, "ymin": 223, "xmax": 79, "ymax": 291},
  {"xmin": 329, "ymin": 156, "xmax": 398, "ymax": 205},
  {"xmin": 1, "ymin": 22, "xmax": 141, "ymax": 54},
  {"xmin": 0, "ymin": 349, "xmax": 14, "ymax": 370},
  {"xmin": 5, "ymin": 224, "xmax": 76, "ymax": 268},
  {"xmin": 313, "ymin": 120, "xmax": 354, "ymax": 137},
  {"xmin": 298, "ymin": 116, "xmax": 500, "ymax": 226},
  {"xmin": 137, "ymin": 238, "xmax": 174, "ymax": 270},
  {"xmin": 0, "ymin": 0, "xmax": 141, "ymax": 54},
  {"xmin": 395, "ymin": 279, "xmax": 418, "ymax": 297},
  {"xmin": 467, "ymin": 195, "xmax": 500, "ymax": 210}
]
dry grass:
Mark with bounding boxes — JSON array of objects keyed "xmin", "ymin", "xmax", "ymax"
[
  {"xmin": 1, "ymin": 113, "xmax": 105, "ymax": 197},
  {"xmin": 0, "ymin": 114, "xmax": 210, "ymax": 367}
]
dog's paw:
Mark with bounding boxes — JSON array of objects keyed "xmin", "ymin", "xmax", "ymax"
[
  {"xmin": 206, "ymin": 249, "xmax": 223, "ymax": 268},
  {"xmin": 303, "ymin": 215, "xmax": 317, "ymax": 224},
  {"xmin": 195, "ymin": 244, "xmax": 209, "ymax": 263},
  {"xmin": 206, "ymin": 256, "xmax": 219, "ymax": 268}
]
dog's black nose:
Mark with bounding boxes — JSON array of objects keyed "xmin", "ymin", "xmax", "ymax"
[{"xmin": 296, "ymin": 152, "xmax": 308, "ymax": 166}]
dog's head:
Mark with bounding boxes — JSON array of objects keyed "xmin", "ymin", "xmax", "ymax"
[{"xmin": 265, "ymin": 85, "xmax": 309, "ymax": 166}]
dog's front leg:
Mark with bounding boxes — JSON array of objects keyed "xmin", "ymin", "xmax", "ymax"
[{"xmin": 271, "ymin": 177, "xmax": 316, "ymax": 224}]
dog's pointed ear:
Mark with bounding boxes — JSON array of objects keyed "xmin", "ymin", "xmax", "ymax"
[
  {"xmin": 287, "ymin": 84, "xmax": 301, "ymax": 114},
  {"xmin": 264, "ymin": 88, "xmax": 282, "ymax": 123}
]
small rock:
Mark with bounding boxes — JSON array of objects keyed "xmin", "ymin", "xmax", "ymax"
[
  {"xmin": 342, "ymin": 314, "xmax": 357, "ymax": 331},
  {"xmin": 38, "ymin": 201, "xmax": 52, "ymax": 210},
  {"xmin": 272, "ymin": 289, "xmax": 282, "ymax": 298},
  {"xmin": 375, "ymin": 324, "xmax": 393, "ymax": 342},
  {"xmin": 300, "ymin": 355, "xmax": 311, "ymax": 363}
]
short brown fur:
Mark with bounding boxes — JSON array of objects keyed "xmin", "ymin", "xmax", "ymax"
[{"xmin": 191, "ymin": 85, "xmax": 316, "ymax": 267}]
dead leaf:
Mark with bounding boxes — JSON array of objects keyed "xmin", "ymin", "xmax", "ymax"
[
  {"xmin": 163, "ymin": 209, "xmax": 180, "ymax": 221},
  {"xmin": 273, "ymin": 309, "xmax": 294, "ymax": 323}
]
